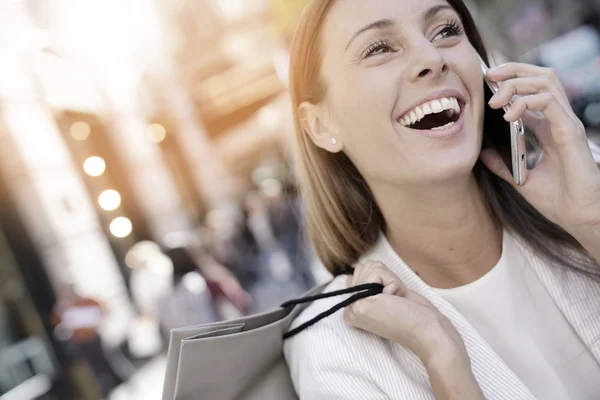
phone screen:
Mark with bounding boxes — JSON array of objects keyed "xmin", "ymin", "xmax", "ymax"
[
  {"xmin": 478, "ymin": 57, "xmax": 514, "ymax": 175},
  {"xmin": 482, "ymin": 82, "xmax": 515, "ymax": 175}
]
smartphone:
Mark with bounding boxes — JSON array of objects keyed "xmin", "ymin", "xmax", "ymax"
[{"xmin": 478, "ymin": 55, "xmax": 527, "ymax": 185}]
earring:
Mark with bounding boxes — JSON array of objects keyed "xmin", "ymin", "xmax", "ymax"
[{"xmin": 331, "ymin": 138, "xmax": 338, "ymax": 145}]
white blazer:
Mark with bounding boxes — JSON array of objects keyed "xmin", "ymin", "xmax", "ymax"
[{"xmin": 284, "ymin": 233, "xmax": 600, "ymax": 399}]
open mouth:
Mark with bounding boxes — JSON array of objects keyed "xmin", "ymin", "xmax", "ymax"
[{"xmin": 398, "ymin": 97, "xmax": 462, "ymax": 131}]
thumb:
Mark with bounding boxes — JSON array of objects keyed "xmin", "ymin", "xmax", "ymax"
[{"xmin": 480, "ymin": 148, "xmax": 516, "ymax": 186}]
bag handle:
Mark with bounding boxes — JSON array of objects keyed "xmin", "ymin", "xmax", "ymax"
[{"xmin": 281, "ymin": 283, "xmax": 383, "ymax": 339}]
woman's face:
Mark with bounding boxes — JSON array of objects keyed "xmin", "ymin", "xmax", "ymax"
[{"xmin": 304, "ymin": 0, "xmax": 485, "ymax": 186}]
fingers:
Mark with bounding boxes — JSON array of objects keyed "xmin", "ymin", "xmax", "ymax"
[
  {"xmin": 502, "ymin": 93, "xmax": 586, "ymax": 144},
  {"xmin": 343, "ymin": 262, "xmax": 443, "ymax": 349},
  {"xmin": 487, "ymin": 62, "xmax": 574, "ymax": 118},
  {"xmin": 488, "ymin": 76, "xmax": 544, "ymax": 98},
  {"xmin": 501, "ymin": 92, "xmax": 556, "ymax": 121},
  {"xmin": 347, "ymin": 260, "xmax": 435, "ymax": 311},
  {"xmin": 343, "ymin": 286, "xmax": 436, "ymax": 334},
  {"xmin": 487, "ymin": 75, "xmax": 573, "ymax": 119},
  {"xmin": 486, "ymin": 63, "xmax": 569, "ymax": 102},
  {"xmin": 488, "ymin": 75, "xmax": 569, "ymax": 111},
  {"xmin": 485, "ymin": 62, "xmax": 553, "ymax": 80},
  {"xmin": 351, "ymin": 261, "xmax": 407, "ymax": 296},
  {"xmin": 485, "ymin": 63, "xmax": 584, "ymax": 144}
]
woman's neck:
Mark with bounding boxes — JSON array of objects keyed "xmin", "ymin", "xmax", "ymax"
[{"xmin": 372, "ymin": 175, "xmax": 503, "ymax": 289}]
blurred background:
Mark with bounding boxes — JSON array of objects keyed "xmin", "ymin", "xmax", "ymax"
[{"xmin": 0, "ymin": 0, "xmax": 599, "ymax": 399}]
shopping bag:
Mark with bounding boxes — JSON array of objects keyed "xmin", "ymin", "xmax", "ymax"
[{"xmin": 162, "ymin": 281, "xmax": 382, "ymax": 400}]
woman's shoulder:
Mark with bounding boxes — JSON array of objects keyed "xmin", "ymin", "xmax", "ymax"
[
  {"xmin": 284, "ymin": 274, "xmax": 377, "ymax": 355},
  {"xmin": 283, "ymin": 275, "xmax": 432, "ymax": 398},
  {"xmin": 284, "ymin": 273, "xmax": 403, "ymax": 372},
  {"xmin": 286, "ymin": 275, "xmax": 356, "ymax": 344},
  {"xmin": 283, "ymin": 275, "xmax": 385, "ymax": 396}
]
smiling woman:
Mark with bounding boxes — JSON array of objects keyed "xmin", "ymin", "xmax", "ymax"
[{"xmin": 284, "ymin": 0, "xmax": 600, "ymax": 399}]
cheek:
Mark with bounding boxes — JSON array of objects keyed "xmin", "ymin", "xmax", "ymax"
[
  {"xmin": 332, "ymin": 89, "xmax": 399, "ymax": 173},
  {"xmin": 329, "ymin": 71, "xmax": 397, "ymax": 143},
  {"xmin": 454, "ymin": 58, "xmax": 485, "ymax": 130}
]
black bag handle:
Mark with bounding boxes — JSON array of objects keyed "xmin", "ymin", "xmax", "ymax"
[{"xmin": 281, "ymin": 282, "xmax": 383, "ymax": 339}]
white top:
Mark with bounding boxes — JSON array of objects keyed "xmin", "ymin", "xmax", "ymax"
[
  {"xmin": 435, "ymin": 231, "xmax": 600, "ymax": 399},
  {"xmin": 284, "ymin": 231, "xmax": 600, "ymax": 400}
]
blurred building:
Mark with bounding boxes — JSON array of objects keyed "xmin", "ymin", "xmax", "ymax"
[
  {"xmin": 155, "ymin": 0, "xmax": 294, "ymax": 179},
  {"xmin": 472, "ymin": 0, "xmax": 600, "ymax": 57},
  {"xmin": 0, "ymin": 0, "xmax": 296, "ymax": 397}
]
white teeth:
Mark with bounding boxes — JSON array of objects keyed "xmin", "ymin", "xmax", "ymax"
[
  {"xmin": 451, "ymin": 97, "xmax": 460, "ymax": 114},
  {"xmin": 430, "ymin": 100, "xmax": 443, "ymax": 113},
  {"xmin": 409, "ymin": 111, "xmax": 417, "ymax": 124},
  {"xmin": 415, "ymin": 106, "xmax": 425, "ymax": 120},
  {"xmin": 441, "ymin": 97, "xmax": 451, "ymax": 109},
  {"xmin": 399, "ymin": 96, "xmax": 462, "ymax": 127},
  {"xmin": 431, "ymin": 121, "xmax": 455, "ymax": 131}
]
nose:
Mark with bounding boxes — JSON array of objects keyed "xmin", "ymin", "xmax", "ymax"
[{"xmin": 408, "ymin": 40, "xmax": 449, "ymax": 82}]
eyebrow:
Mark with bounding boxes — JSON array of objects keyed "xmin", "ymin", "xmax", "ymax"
[{"xmin": 344, "ymin": 4, "xmax": 455, "ymax": 52}]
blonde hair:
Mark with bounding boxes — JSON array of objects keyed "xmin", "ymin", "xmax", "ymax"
[
  {"xmin": 290, "ymin": 0, "xmax": 384, "ymax": 274},
  {"xmin": 290, "ymin": 0, "xmax": 599, "ymax": 278}
]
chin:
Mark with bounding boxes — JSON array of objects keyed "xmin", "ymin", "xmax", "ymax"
[{"xmin": 420, "ymin": 143, "xmax": 480, "ymax": 183}]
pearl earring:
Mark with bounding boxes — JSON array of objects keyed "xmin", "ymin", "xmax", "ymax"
[{"xmin": 331, "ymin": 138, "xmax": 338, "ymax": 145}]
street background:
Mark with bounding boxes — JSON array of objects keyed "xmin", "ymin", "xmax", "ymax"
[{"xmin": 0, "ymin": 0, "xmax": 599, "ymax": 399}]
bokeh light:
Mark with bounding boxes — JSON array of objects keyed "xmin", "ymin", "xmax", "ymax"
[
  {"xmin": 98, "ymin": 190, "xmax": 121, "ymax": 211},
  {"xmin": 83, "ymin": 156, "xmax": 106, "ymax": 177},
  {"xmin": 584, "ymin": 103, "xmax": 600, "ymax": 126},
  {"xmin": 110, "ymin": 217, "xmax": 132, "ymax": 238},
  {"xmin": 257, "ymin": 105, "xmax": 280, "ymax": 131},
  {"xmin": 146, "ymin": 123, "xmax": 167, "ymax": 143},
  {"xmin": 70, "ymin": 121, "xmax": 91, "ymax": 141}
]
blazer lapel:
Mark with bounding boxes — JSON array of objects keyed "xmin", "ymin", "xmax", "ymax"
[{"xmin": 516, "ymin": 239, "xmax": 600, "ymax": 364}]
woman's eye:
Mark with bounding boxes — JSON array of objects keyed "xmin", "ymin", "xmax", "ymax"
[
  {"xmin": 363, "ymin": 41, "xmax": 394, "ymax": 59},
  {"xmin": 433, "ymin": 21, "xmax": 464, "ymax": 42},
  {"xmin": 436, "ymin": 28, "xmax": 455, "ymax": 39}
]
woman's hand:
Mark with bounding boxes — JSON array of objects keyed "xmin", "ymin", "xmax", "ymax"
[
  {"xmin": 344, "ymin": 261, "xmax": 466, "ymax": 363},
  {"xmin": 344, "ymin": 261, "xmax": 484, "ymax": 399},
  {"xmin": 481, "ymin": 63, "xmax": 600, "ymax": 236}
]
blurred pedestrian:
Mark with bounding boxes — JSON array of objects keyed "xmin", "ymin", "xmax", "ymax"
[
  {"xmin": 52, "ymin": 283, "xmax": 122, "ymax": 399},
  {"xmin": 125, "ymin": 241, "xmax": 174, "ymax": 320},
  {"xmin": 204, "ymin": 207, "xmax": 261, "ymax": 290},
  {"xmin": 260, "ymin": 178, "xmax": 316, "ymax": 289},
  {"xmin": 125, "ymin": 241, "xmax": 173, "ymax": 357},
  {"xmin": 158, "ymin": 245, "xmax": 252, "ymax": 330}
]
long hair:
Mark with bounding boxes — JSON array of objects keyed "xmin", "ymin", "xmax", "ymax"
[{"xmin": 290, "ymin": 0, "xmax": 599, "ymax": 277}]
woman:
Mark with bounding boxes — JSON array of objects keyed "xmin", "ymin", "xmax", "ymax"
[{"xmin": 283, "ymin": 0, "xmax": 600, "ymax": 399}]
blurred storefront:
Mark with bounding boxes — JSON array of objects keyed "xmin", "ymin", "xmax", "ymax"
[
  {"xmin": 0, "ymin": 170, "xmax": 94, "ymax": 399},
  {"xmin": 0, "ymin": 0, "xmax": 307, "ymax": 398},
  {"xmin": 156, "ymin": 0, "xmax": 293, "ymax": 181}
]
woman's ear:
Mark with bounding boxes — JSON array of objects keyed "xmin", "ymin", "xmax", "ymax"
[{"xmin": 299, "ymin": 102, "xmax": 343, "ymax": 153}]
